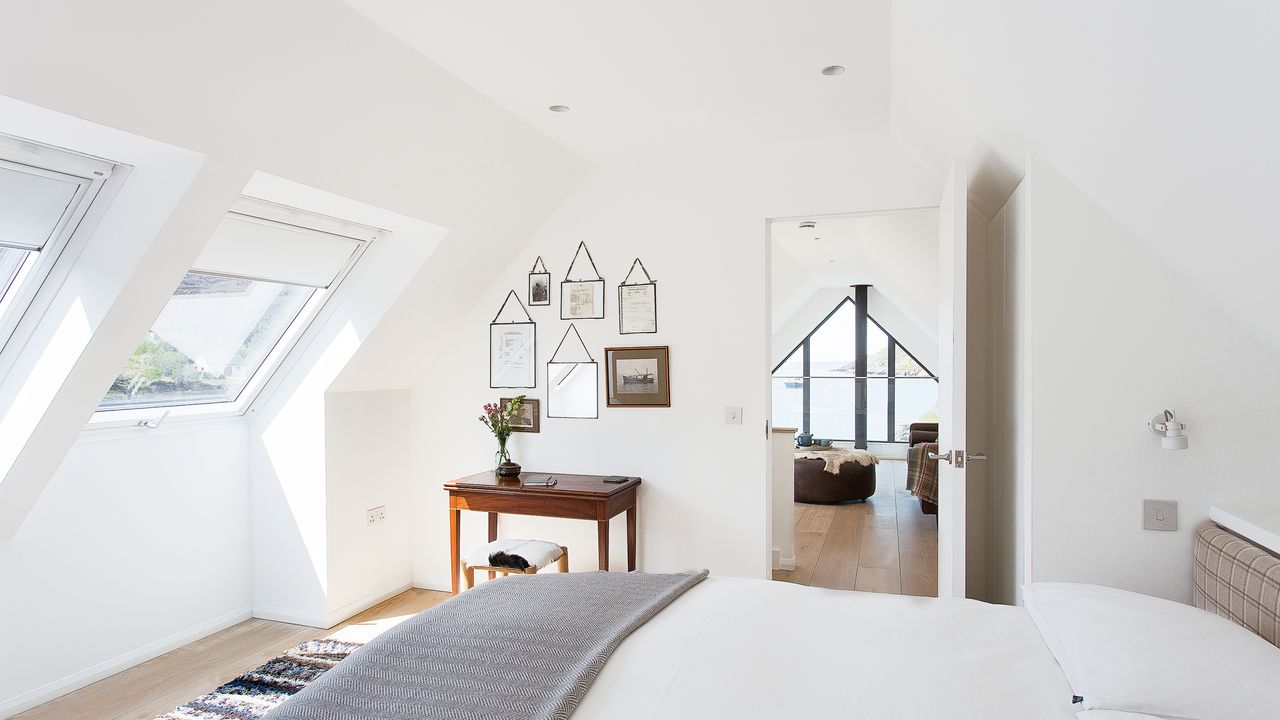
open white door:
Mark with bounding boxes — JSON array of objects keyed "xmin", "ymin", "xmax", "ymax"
[{"xmin": 936, "ymin": 160, "xmax": 968, "ymax": 598}]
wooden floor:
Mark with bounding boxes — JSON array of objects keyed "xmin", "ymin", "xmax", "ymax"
[
  {"xmin": 14, "ymin": 588, "xmax": 451, "ymax": 720},
  {"xmin": 773, "ymin": 459, "xmax": 938, "ymax": 596}
]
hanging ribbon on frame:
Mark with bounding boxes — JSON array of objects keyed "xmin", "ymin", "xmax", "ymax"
[
  {"xmin": 617, "ymin": 258, "xmax": 657, "ymax": 334},
  {"xmin": 489, "ymin": 290, "xmax": 536, "ymax": 389},
  {"xmin": 560, "ymin": 241, "xmax": 605, "ymax": 321}
]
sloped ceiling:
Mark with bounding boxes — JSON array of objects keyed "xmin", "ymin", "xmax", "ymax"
[
  {"xmin": 340, "ymin": 0, "xmax": 893, "ymax": 164},
  {"xmin": 341, "ymin": 0, "xmax": 1280, "ymax": 359},
  {"xmin": 771, "ymin": 210, "xmax": 939, "ymax": 342},
  {"xmin": 891, "ymin": 0, "xmax": 1280, "ymax": 358}
]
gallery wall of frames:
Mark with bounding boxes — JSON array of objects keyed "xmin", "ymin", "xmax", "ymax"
[{"xmin": 489, "ymin": 242, "xmax": 668, "ymax": 431}]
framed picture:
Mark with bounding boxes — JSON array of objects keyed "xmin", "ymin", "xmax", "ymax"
[
  {"xmin": 605, "ymin": 345, "xmax": 670, "ymax": 407},
  {"xmin": 618, "ymin": 259, "xmax": 657, "ymax": 334},
  {"xmin": 490, "ymin": 290, "xmax": 536, "ymax": 389},
  {"xmin": 561, "ymin": 279, "xmax": 605, "ymax": 320},
  {"xmin": 502, "ymin": 397, "xmax": 540, "ymax": 433},
  {"xmin": 548, "ymin": 324, "xmax": 599, "ymax": 419},
  {"xmin": 528, "ymin": 256, "xmax": 551, "ymax": 306},
  {"xmin": 560, "ymin": 241, "xmax": 606, "ymax": 320}
]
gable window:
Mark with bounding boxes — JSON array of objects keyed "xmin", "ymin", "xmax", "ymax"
[
  {"xmin": 0, "ymin": 136, "xmax": 115, "ymax": 359},
  {"xmin": 772, "ymin": 295, "xmax": 937, "ymax": 445},
  {"xmin": 95, "ymin": 198, "xmax": 380, "ymax": 418}
]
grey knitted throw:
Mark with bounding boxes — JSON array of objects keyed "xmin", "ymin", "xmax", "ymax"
[{"xmin": 265, "ymin": 569, "xmax": 709, "ymax": 720}]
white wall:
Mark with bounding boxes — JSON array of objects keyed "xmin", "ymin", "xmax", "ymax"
[
  {"xmin": 0, "ymin": 424, "xmax": 251, "ymax": 717},
  {"xmin": 991, "ymin": 154, "xmax": 1280, "ymax": 604},
  {"xmin": 0, "ymin": 0, "xmax": 585, "ymax": 713},
  {"xmin": 410, "ymin": 135, "xmax": 942, "ymax": 590},
  {"xmin": 325, "ymin": 390, "xmax": 413, "ymax": 616}
]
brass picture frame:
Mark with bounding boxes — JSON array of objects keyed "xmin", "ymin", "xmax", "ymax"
[{"xmin": 605, "ymin": 346, "xmax": 670, "ymax": 407}]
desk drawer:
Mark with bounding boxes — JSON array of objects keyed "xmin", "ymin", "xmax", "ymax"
[{"xmin": 451, "ymin": 492, "xmax": 601, "ymax": 520}]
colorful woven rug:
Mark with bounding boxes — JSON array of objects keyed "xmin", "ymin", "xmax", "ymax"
[{"xmin": 154, "ymin": 639, "xmax": 361, "ymax": 719}]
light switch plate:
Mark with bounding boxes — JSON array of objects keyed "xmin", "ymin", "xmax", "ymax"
[
  {"xmin": 1143, "ymin": 499, "xmax": 1178, "ymax": 531},
  {"xmin": 724, "ymin": 406, "xmax": 743, "ymax": 425}
]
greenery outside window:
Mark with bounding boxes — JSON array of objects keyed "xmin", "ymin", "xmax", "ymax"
[{"xmin": 95, "ymin": 198, "xmax": 379, "ymax": 418}]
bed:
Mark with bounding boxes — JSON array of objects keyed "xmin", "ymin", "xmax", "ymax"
[{"xmin": 267, "ymin": 510, "xmax": 1280, "ymax": 720}]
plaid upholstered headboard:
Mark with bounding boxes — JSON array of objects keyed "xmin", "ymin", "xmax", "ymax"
[{"xmin": 1192, "ymin": 521, "xmax": 1280, "ymax": 648}]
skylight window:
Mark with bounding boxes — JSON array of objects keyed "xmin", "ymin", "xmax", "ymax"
[
  {"xmin": 0, "ymin": 139, "xmax": 114, "ymax": 357},
  {"xmin": 95, "ymin": 199, "xmax": 380, "ymax": 418}
]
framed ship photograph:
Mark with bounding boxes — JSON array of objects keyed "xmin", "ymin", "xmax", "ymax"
[{"xmin": 605, "ymin": 345, "xmax": 670, "ymax": 407}]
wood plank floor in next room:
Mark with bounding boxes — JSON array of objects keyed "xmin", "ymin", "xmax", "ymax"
[
  {"xmin": 14, "ymin": 589, "xmax": 451, "ymax": 720},
  {"xmin": 773, "ymin": 459, "xmax": 939, "ymax": 596}
]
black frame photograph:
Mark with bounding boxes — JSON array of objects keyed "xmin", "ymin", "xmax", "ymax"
[
  {"xmin": 528, "ymin": 256, "xmax": 551, "ymax": 306},
  {"xmin": 605, "ymin": 345, "xmax": 670, "ymax": 407}
]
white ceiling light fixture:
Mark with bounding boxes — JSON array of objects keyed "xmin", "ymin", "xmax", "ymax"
[
  {"xmin": 821, "ymin": 65, "xmax": 846, "ymax": 76},
  {"xmin": 548, "ymin": 105, "xmax": 570, "ymax": 113}
]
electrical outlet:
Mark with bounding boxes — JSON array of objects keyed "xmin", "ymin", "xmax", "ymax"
[
  {"xmin": 1143, "ymin": 499, "xmax": 1177, "ymax": 531},
  {"xmin": 725, "ymin": 406, "xmax": 743, "ymax": 425},
  {"xmin": 367, "ymin": 506, "xmax": 387, "ymax": 526}
]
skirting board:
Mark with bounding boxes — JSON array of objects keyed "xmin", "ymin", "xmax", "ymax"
[
  {"xmin": 0, "ymin": 605, "xmax": 251, "ymax": 719},
  {"xmin": 253, "ymin": 580, "xmax": 412, "ymax": 629},
  {"xmin": 770, "ymin": 548, "xmax": 797, "ymax": 572}
]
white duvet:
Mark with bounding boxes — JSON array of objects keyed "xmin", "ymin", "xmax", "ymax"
[{"xmin": 574, "ymin": 577, "xmax": 1079, "ymax": 719}]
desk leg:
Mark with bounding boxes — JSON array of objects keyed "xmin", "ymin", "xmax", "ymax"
[
  {"xmin": 626, "ymin": 505, "xmax": 637, "ymax": 571},
  {"xmin": 449, "ymin": 507, "xmax": 461, "ymax": 595},
  {"xmin": 487, "ymin": 512, "xmax": 498, "ymax": 580},
  {"xmin": 597, "ymin": 520, "xmax": 610, "ymax": 571}
]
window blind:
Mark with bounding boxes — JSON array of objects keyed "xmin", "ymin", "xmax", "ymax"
[{"xmin": 192, "ymin": 212, "xmax": 365, "ymax": 288}]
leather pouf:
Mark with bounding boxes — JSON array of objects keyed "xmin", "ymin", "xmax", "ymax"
[{"xmin": 794, "ymin": 457, "xmax": 876, "ymax": 504}]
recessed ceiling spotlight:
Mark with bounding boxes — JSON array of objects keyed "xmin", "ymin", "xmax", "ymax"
[
  {"xmin": 821, "ymin": 65, "xmax": 846, "ymax": 76},
  {"xmin": 549, "ymin": 105, "xmax": 570, "ymax": 113},
  {"xmin": 799, "ymin": 220, "xmax": 817, "ymax": 229},
  {"xmin": 827, "ymin": 259, "xmax": 837, "ymax": 263}
]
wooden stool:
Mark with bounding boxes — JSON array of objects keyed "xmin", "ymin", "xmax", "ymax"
[{"xmin": 462, "ymin": 540, "xmax": 569, "ymax": 590}]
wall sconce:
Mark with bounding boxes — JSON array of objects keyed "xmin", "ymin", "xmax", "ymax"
[{"xmin": 1149, "ymin": 409, "xmax": 1189, "ymax": 450}]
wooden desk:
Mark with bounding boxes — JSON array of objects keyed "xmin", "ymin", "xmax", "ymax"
[{"xmin": 444, "ymin": 472, "xmax": 641, "ymax": 594}]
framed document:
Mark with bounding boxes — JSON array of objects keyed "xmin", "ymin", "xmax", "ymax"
[
  {"xmin": 560, "ymin": 241, "xmax": 606, "ymax": 320},
  {"xmin": 528, "ymin": 256, "xmax": 551, "ymax": 307},
  {"xmin": 618, "ymin": 258, "xmax": 657, "ymax": 334},
  {"xmin": 490, "ymin": 290, "xmax": 536, "ymax": 389},
  {"xmin": 562, "ymin": 279, "xmax": 605, "ymax": 320},
  {"xmin": 606, "ymin": 346, "xmax": 670, "ymax": 407}
]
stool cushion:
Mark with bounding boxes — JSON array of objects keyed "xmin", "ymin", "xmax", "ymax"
[{"xmin": 465, "ymin": 539, "xmax": 563, "ymax": 571}]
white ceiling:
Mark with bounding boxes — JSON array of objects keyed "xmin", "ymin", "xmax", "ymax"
[
  {"xmin": 341, "ymin": 0, "xmax": 891, "ymax": 164},
  {"xmin": 771, "ymin": 209, "xmax": 939, "ymax": 341},
  {"xmin": 892, "ymin": 0, "xmax": 1280, "ymax": 359}
]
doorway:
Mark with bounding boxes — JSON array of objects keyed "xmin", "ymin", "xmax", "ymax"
[{"xmin": 766, "ymin": 207, "xmax": 942, "ymax": 597}]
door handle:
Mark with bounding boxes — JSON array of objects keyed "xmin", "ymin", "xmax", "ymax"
[
  {"xmin": 927, "ymin": 450, "xmax": 953, "ymax": 464},
  {"xmin": 967, "ymin": 451, "xmax": 988, "ymax": 461}
]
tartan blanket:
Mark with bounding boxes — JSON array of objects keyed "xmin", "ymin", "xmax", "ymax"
[{"xmin": 907, "ymin": 442, "xmax": 939, "ymax": 505}]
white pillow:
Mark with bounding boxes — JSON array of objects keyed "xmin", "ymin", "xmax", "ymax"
[{"xmin": 1024, "ymin": 582, "xmax": 1280, "ymax": 720}]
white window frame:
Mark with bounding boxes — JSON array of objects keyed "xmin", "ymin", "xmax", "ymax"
[
  {"xmin": 87, "ymin": 197, "xmax": 383, "ymax": 428},
  {"xmin": 0, "ymin": 134, "xmax": 116, "ymax": 374}
]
